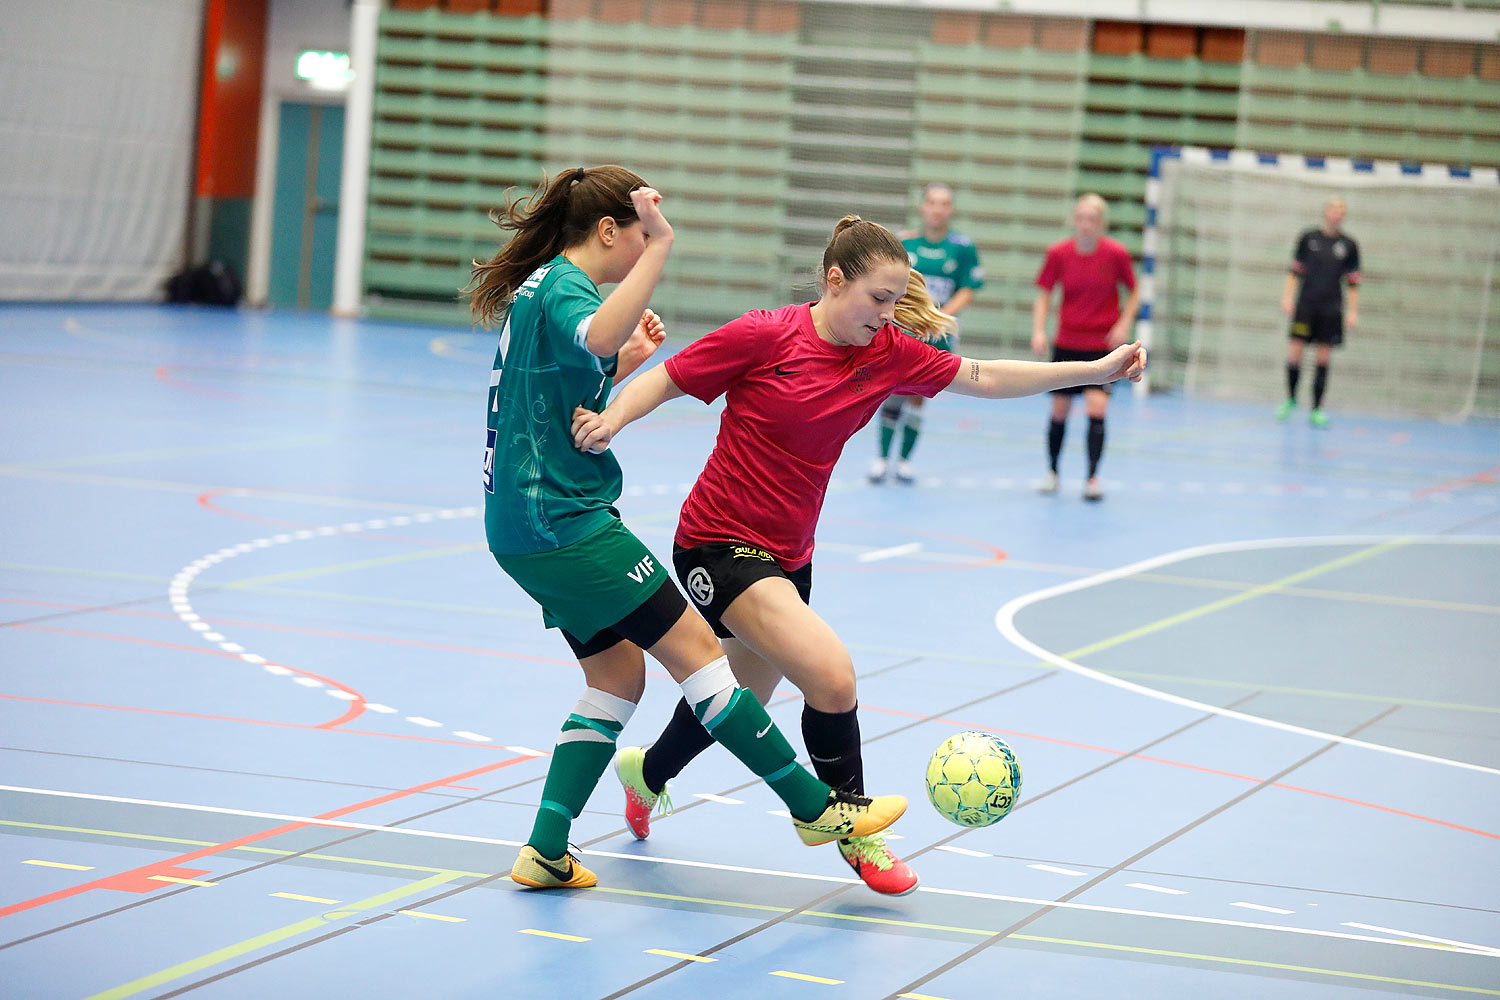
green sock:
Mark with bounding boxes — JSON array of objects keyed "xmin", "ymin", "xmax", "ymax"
[
  {"xmin": 527, "ymin": 688, "xmax": 634, "ymax": 859},
  {"xmin": 878, "ymin": 417, "xmax": 896, "ymax": 458},
  {"xmin": 685, "ymin": 659, "xmax": 830, "ymax": 822},
  {"xmin": 899, "ymin": 413, "xmax": 922, "ymax": 460}
]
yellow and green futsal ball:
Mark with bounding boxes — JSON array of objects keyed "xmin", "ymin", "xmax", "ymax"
[{"xmin": 926, "ymin": 730, "xmax": 1023, "ymax": 828}]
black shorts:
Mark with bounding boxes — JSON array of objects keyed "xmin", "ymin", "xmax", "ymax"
[
  {"xmin": 672, "ymin": 541, "xmax": 812, "ymax": 640},
  {"xmin": 1290, "ymin": 310, "xmax": 1344, "ymax": 346},
  {"xmin": 560, "ymin": 577, "xmax": 688, "ymax": 659},
  {"xmin": 1050, "ymin": 345, "xmax": 1112, "ymax": 396}
]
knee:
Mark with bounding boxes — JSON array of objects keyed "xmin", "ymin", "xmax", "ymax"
[{"xmin": 804, "ymin": 660, "xmax": 857, "ymax": 714}]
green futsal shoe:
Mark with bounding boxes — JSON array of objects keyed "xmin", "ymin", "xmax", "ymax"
[
  {"xmin": 1309, "ymin": 408, "xmax": 1330, "ymax": 428},
  {"xmin": 1275, "ymin": 399, "xmax": 1295, "ymax": 422}
]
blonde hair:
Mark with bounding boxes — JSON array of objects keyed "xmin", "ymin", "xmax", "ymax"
[
  {"xmin": 1076, "ymin": 192, "xmax": 1109, "ymax": 227},
  {"xmin": 893, "ymin": 269, "xmax": 956, "ymax": 343}
]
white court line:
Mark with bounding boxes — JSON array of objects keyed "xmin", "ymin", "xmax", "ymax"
[
  {"xmin": 935, "ymin": 845, "xmax": 989, "ymax": 858},
  {"xmin": 856, "ymin": 542, "xmax": 922, "ymax": 563},
  {"xmin": 1343, "ymin": 921, "xmax": 1500, "ymax": 957},
  {"xmin": 692, "ymin": 793, "xmax": 743, "ymax": 805},
  {"xmin": 1128, "ymin": 883, "xmax": 1188, "ymax": 895},
  {"xmin": 995, "ymin": 534, "xmax": 1500, "ymax": 777},
  {"xmin": 1029, "ymin": 864, "xmax": 1088, "ymax": 877},
  {"xmin": 1232, "ymin": 901, "xmax": 1296, "ymax": 915},
  {"xmin": 2, "ymin": 784, "xmax": 1494, "ymax": 959}
]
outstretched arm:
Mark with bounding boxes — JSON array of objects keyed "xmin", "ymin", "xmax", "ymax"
[
  {"xmin": 572, "ymin": 363, "xmax": 686, "ymax": 453},
  {"xmin": 945, "ymin": 342, "xmax": 1147, "ymax": 399}
]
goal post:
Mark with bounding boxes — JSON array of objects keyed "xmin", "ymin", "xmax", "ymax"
[{"xmin": 1141, "ymin": 146, "xmax": 1500, "ymax": 421}]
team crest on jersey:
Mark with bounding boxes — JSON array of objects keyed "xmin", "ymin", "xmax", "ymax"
[
  {"xmin": 849, "ymin": 362, "xmax": 874, "ymax": 393},
  {"xmin": 1333, "ymin": 241, "xmax": 1347, "ymax": 259},
  {"xmin": 687, "ymin": 567, "xmax": 714, "ymax": 605}
]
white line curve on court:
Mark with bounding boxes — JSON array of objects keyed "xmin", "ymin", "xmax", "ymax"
[
  {"xmin": 4, "ymin": 783, "xmax": 1497, "ymax": 960},
  {"xmin": 994, "ymin": 534, "xmax": 1500, "ymax": 777}
]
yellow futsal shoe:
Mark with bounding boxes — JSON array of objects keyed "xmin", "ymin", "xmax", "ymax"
[
  {"xmin": 793, "ymin": 789, "xmax": 907, "ymax": 846},
  {"xmin": 510, "ymin": 845, "xmax": 597, "ymax": 889}
]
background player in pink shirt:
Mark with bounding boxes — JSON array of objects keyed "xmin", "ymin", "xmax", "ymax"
[
  {"xmin": 1031, "ymin": 193, "xmax": 1141, "ymax": 501},
  {"xmin": 574, "ymin": 216, "xmax": 1146, "ymax": 895}
]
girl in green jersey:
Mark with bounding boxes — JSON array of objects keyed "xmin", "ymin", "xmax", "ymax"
[{"xmin": 466, "ymin": 166, "xmax": 905, "ymax": 889}]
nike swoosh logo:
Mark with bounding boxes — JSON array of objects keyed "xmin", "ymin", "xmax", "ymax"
[
  {"xmin": 755, "ymin": 723, "xmax": 773, "ymax": 739},
  {"xmin": 536, "ymin": 857, "xmax": 574, "ymax": 882},
  {"xmin": 774, "ymin": 366, "xmax": 803, "ymax": 375}
]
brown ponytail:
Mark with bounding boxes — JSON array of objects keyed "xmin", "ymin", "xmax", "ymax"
[
  {"xmin": 464, "ymin": 164, "xmax": 647, "ymax": 326},
  {"xmin": 893, "ymin": 269, "xmax": 957, "ymax": 343},
  {"xmin": 820, "ymin": 215, "xmax": 908, "ymax": 288}
]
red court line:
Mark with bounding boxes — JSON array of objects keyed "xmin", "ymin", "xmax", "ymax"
[
  {"xmin": 1411, "ymin": 464, "xmax": 1500, "ymax": 500},
  {"xmin": 0, "ymin": 755, "xmax": 531, "ymax": 919},
  {"xmin": 861, "ymin": 704, "xmax": 1498, "ymax": 841},
  {"xmin": 0, "ymin": 693, "xmax": 515, "ymax": 749},
  {"xmin": 0, "ymin": 599, "xmax": 574, "ymax": 668},
  {"xmin": 4, "ymin": 624, "xmax": 364, "ymax": 729}
]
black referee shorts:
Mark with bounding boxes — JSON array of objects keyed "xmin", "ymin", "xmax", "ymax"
[{"xmin": 1290, "ymin": 309, "xmax": 1344, "ymax": 346}]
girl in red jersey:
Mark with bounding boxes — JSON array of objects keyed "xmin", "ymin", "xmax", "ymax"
[
  {"xmin": 573, "ymin": 216, "xmax": 1145, "ymax": 896},
  {"xmin": 1030, "ymin": 193, "xmax": 1141, "ymax": 502}
]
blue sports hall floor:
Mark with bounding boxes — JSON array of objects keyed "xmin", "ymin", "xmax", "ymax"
[{"xmin": 1, "ymin": 303, "xmax": 1497, "ymax": 1000}]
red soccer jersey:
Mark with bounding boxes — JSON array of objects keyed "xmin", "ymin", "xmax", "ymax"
[
  {"xmin": 1035, "ymin": 237, "xmax": 1137, "ymax": 351},
  {"xmin": 664, "ymin": 303, "xmax": 962, "ymax": 568}
]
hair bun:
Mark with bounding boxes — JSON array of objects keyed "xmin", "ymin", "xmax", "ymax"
[{"xmin": 832, "ymin": 215, "xmax": 864, "ymax": 237}]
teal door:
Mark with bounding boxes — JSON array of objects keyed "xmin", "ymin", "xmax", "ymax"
[{"xmin": 269, "ymin": 102, "xmax": 344, "ymax": 310}]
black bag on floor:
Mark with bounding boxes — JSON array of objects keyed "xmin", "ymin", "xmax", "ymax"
[{"xmin": 166, "ymin": 260, "xmax": 242, "ymax": 306}]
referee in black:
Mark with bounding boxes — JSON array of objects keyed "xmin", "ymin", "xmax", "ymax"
[{"xmin": 1277, "ymin": 197, "xmax": 1361, "ymax": 428}]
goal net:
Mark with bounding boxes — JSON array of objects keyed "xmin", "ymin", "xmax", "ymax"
[{"xmin": 1144, "ymin": 147, "xmax": 1500, "ymax": 421}]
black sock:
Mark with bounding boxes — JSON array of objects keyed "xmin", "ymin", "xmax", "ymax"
[
  {"xmin": 1313, "ymin": 364, "xmax": 1328, "ymax": 409},
  {"xmin": 1086, "ymin": 416, "xmax": 1105, "ymax": 479},
  {"xmin": 641, "ymin": 697, "xmax": 714, "ymax": 795},
  {"xmin": 1047, "ymin": 419, "xmax": 1066, "ymax": 473},
  {"xmin": 1287, "ymin": 362, "xmax": 1301, "ymax": 401},
  {"xmin": 801, "ymin": 704, "xmax": 863, "ymax": 796}
]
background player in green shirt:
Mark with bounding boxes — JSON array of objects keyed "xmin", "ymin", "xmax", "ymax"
[
  {"xmin": 871, "ymin": 182, "xmax": 984, "ymax": 482},
  {"xmin": 466, "ymin": 165, "xmax": 905, "ymax": 889}
]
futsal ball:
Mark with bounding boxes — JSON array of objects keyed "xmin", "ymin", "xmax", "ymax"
[{"xmin": 925, "ymin": 731, "xmax": 1022, "ymax": 828}]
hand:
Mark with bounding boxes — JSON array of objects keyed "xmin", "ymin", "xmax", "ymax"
[
  {"xmin": 1095, "ymin": 341, "xmax": 1147, "ymax": 384},
  {"xmin": 630, "ymin": 187, "xmax": 673, "ymax": 243},
  {"xmin": 572, "ymin": 406, "xmax": 616, "ymax": 454},
  {"xmin": 1346, "ymin": 311, "xmax": 1358, "ymax": 329},
  {"xmin": 1030, "ymin": 330, "xmax": 1048, "ymax": 357},
  {"xmin": 1280, "ymin": 296, "xmax": 1294, "ymax": 317},
  {"xmin": 617, "ymin": 308, "xmax": 666, "ymax": 379}
]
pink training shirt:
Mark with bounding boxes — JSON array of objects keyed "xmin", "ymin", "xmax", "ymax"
[
  {"xmin": 1035, "ymin": 237, "xmax": 1137, "ymax": 352},
  {"xmin": 664, "ymin": 302, "xmax": 962, "ymax": 569}
]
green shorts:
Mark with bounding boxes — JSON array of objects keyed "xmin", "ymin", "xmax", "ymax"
[{"xmin": 492, "ymin": 519, "xmax": 670, "ymax": 641}]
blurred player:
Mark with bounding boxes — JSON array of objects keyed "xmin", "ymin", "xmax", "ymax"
[
  {"xmin": 465, "ymin": 167, "xmax": 906, "ymax": 890},
  {"xmin": 1277, "ymin": 197, "xmax": 1361, "ymax": 428},
  {"xmin": 1031, "ymin": 194, "xmax": 1140, "ymax": 502},
  {"xmin": 573, "ymin": 216, "xmax": 1145, "ymax": 894},
  {"xmin": 870, "ymin": 182, "xmax": 984, "ymax": 483}
]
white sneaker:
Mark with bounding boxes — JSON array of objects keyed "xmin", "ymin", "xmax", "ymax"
[
  {"xmin": 1083, "ymin": 478, "xmax": 1104, "ymax": 502},
  {"xmin": 868, "ymin": 458, "xmax": 888, "ymax": 482},
  {"xmin": 1039, "ymin": 470, "xmax": 1059, "ymax": 494},
  {"xmin": 895, "ymin": 460, "xmax": 914, "ymax": 482}
]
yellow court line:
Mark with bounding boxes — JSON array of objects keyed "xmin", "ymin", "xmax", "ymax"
[
  {"xmin": 399, "ymin": 910, "xmax": 466, "ymax": 923},
  {"xmin": 147, "ymin": 875, "xmax": 216, "ymax": 886},
  {"xmin": 1063, "ymin": 540, "xmax": 1410, "ymax": 661},
  {"xmin": 1101, "ymin": 669, "xmax": 1500, "ymax": 716},
  {"xmin": 519, "ymin": 928, "xmax": 589, "ymax": 942},
  {"xmin": 223, "ymin": 544, "xmax": 482, "ymax": 589},
  {"xmin": 1132, "ymin": 570, "xmax": 1500, "ymax": 616},
  {"xmin": 84, "ymin": 872, "xmax": 461, "ymax": 1000},
  {"xmin": 14, "ymin": 823, "xmax": 1496, "ymax": 997},
  {"xmin": 23, "ymin": 859, "xmax": 93, "ymax": 871},
  {"xmin": 269, "ymin": 893, "xmax": 341, "ymax": 905},
  {"xmin": 772, "ymin": 970, "xmax": 843, "ymax": 985},
  {"xmin": 1012, "ymin": 934, "xmax": 1500, "ymax": 997},
  {"xmin": 644, "ymin": 949, "xmax": 716, "ymax": 963}
]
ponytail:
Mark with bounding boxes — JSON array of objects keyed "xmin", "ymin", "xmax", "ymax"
[
  {"xmin": 893, "ymin": 269, "xmax": 957, "ymax": 343},
  {"xmin": 820, "ymin": 215, "xmax": 908, "ymax": 288},
  {"xmin": 464, "ymin": 164, "xmax": 647, "ymax": 326}
]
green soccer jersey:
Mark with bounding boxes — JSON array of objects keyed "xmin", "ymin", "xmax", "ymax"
[
  {"xmin": 903, "ymin": 231, "xmax": 983, "ymax": 311},
  {"xmin": 484, "ymin": 255, "xmax": 622, "ymax": 555}
]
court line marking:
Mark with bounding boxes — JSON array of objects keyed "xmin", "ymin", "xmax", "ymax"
[
  {"xmin": 772, "ymin": 970, "xmax": 843, "ymax": 985},
  {"xmin": 269, "ymin": 893, "xmax": 339, "ymax": 905},
  {"xmin": 82, "ymin": 872, "xmax": 460, "ymax": 1000},
  {"xmin": 1343, "ymin": 922, "xmax": 1500, "ymax": 954},
  {"xmin": 399, "ymin": 910, "xmax": 465, "ymax": 923},
  {"xmin": 22, "ymin": 859, "xmax": 94, "ymax": 871},
  {"xmin": 520, "ymin": 928, "xmax": 589, "ymax": 942},
  {"xmin": 9, "ymin": 815, "xmax": 1499, "ymax": 994},
  {"xmin": 996, "ymin": 534, "xmax": 1500, "ymax": 777},
  {"xmin": 1127, "ymin": 883, "xmax": 1188, "ymax": 895},
  {"xmin": 3, "ymin": 784, "xmax": 1493, "ymax": 960},
  {"xmin": 857, "ymin": 542, "xmax": 923, "ymax": 563},
  {"xmin": 1029, "ymin": 864, "xmax": 1087, "ymax": 876}
]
